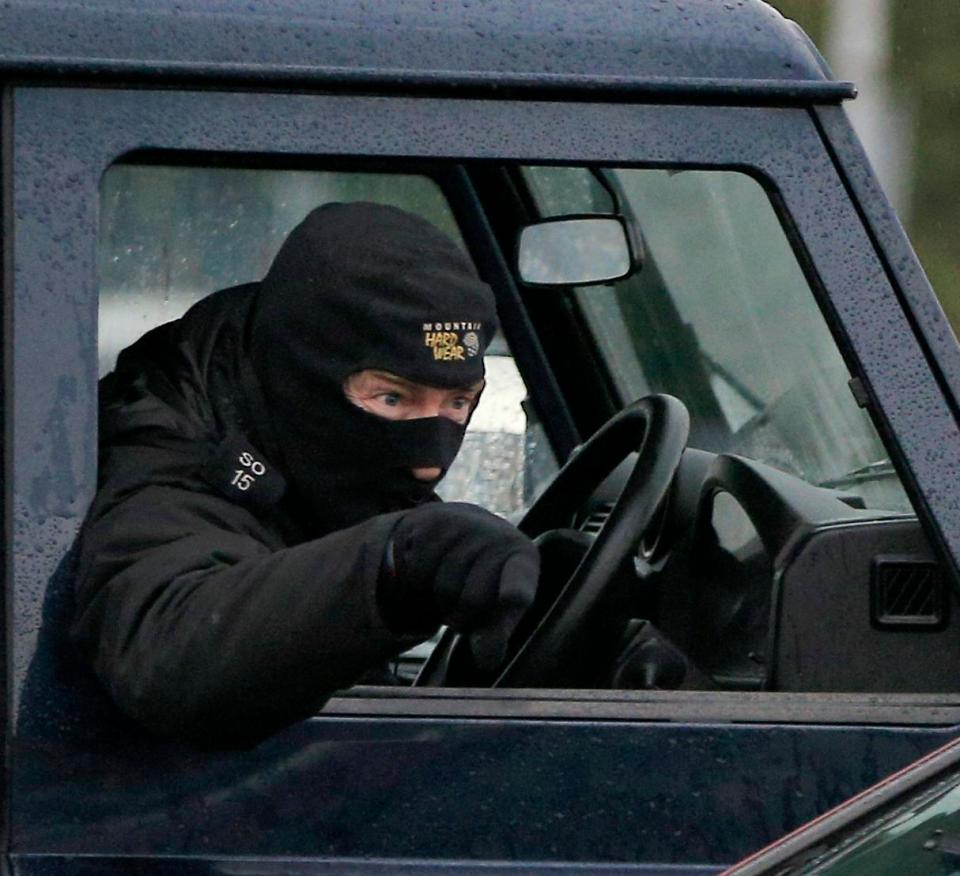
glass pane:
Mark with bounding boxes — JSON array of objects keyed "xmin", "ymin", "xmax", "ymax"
[{"xmin": 525, "ymin": 165, "xmax": 909, "ymax": 512}]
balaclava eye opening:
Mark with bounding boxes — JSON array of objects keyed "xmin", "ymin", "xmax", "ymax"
[{"xmin": 247, "ymin": 201, "xmax": 499, "ymax": 536}]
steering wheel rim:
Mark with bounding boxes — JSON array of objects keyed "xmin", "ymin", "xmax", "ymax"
[{"xmin": 414, "ymin": 394, "xmax": 689, "ymax": 688}]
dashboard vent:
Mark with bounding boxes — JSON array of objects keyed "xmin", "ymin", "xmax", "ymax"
[
  {"xmin": 871, "ymin": 557, "xmax": 948, "ymax": 631},
  {"xmin": 580, "ymin": 502, "xmax": 615, "ymax": 536}
]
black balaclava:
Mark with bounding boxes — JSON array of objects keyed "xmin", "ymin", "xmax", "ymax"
[{"xmin": 246, "ymin": 202, "xmax": 499, "ymax": 537}]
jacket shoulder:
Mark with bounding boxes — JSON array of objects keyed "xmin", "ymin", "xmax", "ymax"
[
  {"xmin": 100, "ymin": 283, "xmax": 259, "ymax": 444},
  {"xmin": 93, "ymin": 283, "xmax": 273, "ymax": 518}
]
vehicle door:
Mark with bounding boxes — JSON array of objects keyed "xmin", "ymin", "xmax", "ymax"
[{"xmin": 8, "ymin": 84, "xmax": 960, "ymax": 874}]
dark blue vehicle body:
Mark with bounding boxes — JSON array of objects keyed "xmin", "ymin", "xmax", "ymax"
[{"xmin": 4, "ymin": 2, "xmax": 960, "ymax": 874}]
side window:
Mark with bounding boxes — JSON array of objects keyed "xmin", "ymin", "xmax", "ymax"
[{"xmin": 98, "ymin": 162, "xmax": 556, "ymax": 519}]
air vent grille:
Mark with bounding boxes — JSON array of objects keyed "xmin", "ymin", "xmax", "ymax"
[
  {"xmin": 871, "ymin": 557, "xmax": 948, "ymax": 631},
  {"xmin": 580, "ymin": 502, "xmax": 615, "ymax": 536}
]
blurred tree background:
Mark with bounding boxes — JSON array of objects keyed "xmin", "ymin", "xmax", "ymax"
[{"xmin": 770, "ymin": 0, "xmax": 960, "ymax": 333}]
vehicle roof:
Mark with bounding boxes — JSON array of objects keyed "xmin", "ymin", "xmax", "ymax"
[{"xmin": 0, "ymin": 0, "xmax": 853, "ymax": 102}]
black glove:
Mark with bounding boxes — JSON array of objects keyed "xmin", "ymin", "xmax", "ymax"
[{"xmin": 378, "ymin": 502, "xmax": 540, "ymax": 671}]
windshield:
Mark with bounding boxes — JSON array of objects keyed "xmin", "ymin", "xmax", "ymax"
[{"xmin": 525, "ymin": 166, "xmax": 910, "ymax": 512}]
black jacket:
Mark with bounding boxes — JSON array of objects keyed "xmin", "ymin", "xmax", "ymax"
[{"xmin": 73, "ymin": 284, "xmax": 425, "ymax": 748}]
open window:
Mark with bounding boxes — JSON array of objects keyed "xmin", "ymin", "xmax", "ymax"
[
  {"xmin": 95, "ymin": 154, "xmax": 959, "ymax": 699},
  {"xmin": 98, "ymin": 160, "xmax": 559, "ymax": 524}
]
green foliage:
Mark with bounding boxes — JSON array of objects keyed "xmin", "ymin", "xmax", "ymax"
[
  {"xmin": 767, "ymin": 0, "xmax": 827, "ymax": 46},
  {"xmin": 890, "ymin": 1, "xmax": 960, "ymax": 329},
  {"xmin": 769, "ymin": 0, "xmax": 960, "ymax": 333}
]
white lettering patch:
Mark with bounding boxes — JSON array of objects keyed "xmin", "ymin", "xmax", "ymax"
[{"xmin": 232, "ymin": 450, "xmax": 267, "ymax": 491}]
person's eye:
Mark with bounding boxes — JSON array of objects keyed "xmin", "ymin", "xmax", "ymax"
[
  {"xmin": 379, "ymin": 391, "xmax": 403, "ymax": 407},
  {"xmin": 450, "ymin": 396, "xmax": 472, "ymax": 410}
]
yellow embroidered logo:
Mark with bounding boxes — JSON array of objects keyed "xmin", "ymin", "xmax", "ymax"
[
  {"xmin": 424, "ymin": 331, "xmax": 464, "ymax": 360},
  {"xmin": 422, "ymin": 322, "xmax": 482, "ymax": 361}
]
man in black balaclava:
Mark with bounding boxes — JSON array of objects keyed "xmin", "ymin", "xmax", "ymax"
[{"xmin": 72, "ymin": 202, "xmax": 540, "ymax": 748}]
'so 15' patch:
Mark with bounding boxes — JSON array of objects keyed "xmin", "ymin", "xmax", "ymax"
[{"xmin": 202, "ymin": 433, "xmax": 286, "ymax": 511}]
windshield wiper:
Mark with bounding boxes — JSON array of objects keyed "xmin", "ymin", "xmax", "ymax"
[{"xmin": 819, "ymin": 459, "xmax": 895, "ymax": 488}]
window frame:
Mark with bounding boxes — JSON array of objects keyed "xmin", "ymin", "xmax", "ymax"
[{"xmin": 11, "ymin": 86, "xmax": 960, "ymax": 729}]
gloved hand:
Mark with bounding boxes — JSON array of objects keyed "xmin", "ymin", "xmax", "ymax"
[{"xmin": 378, "ymin": 502, "xmax": 540, "ymax": 671}]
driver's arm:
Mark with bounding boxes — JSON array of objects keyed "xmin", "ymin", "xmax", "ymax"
[
  {"xmin": 75, "ymin": 483, "xmax": 538, "ymax": 749},
  {"xmin": 73, "ymin": 481, "xmax": 423, "ymax": 748}
]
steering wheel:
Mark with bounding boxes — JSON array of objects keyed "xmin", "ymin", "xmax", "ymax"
[{"xmin": 415, "ymin": 394, "xmax": 689, "ymax": 688}]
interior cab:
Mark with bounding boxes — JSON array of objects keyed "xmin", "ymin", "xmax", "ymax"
[{"xmin": 99, "ymin": 156, "xmax": 948, "ymax": 695}]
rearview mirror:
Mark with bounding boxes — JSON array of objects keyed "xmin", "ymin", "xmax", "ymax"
[{"xmin": 517, "ymin": 216, "xmax": 636, "ymax": 287}]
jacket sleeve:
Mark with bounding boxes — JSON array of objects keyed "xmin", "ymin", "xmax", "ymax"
[{"xmin": 73, "ymin": 469, "xmax": 423, "ymax": 749}]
